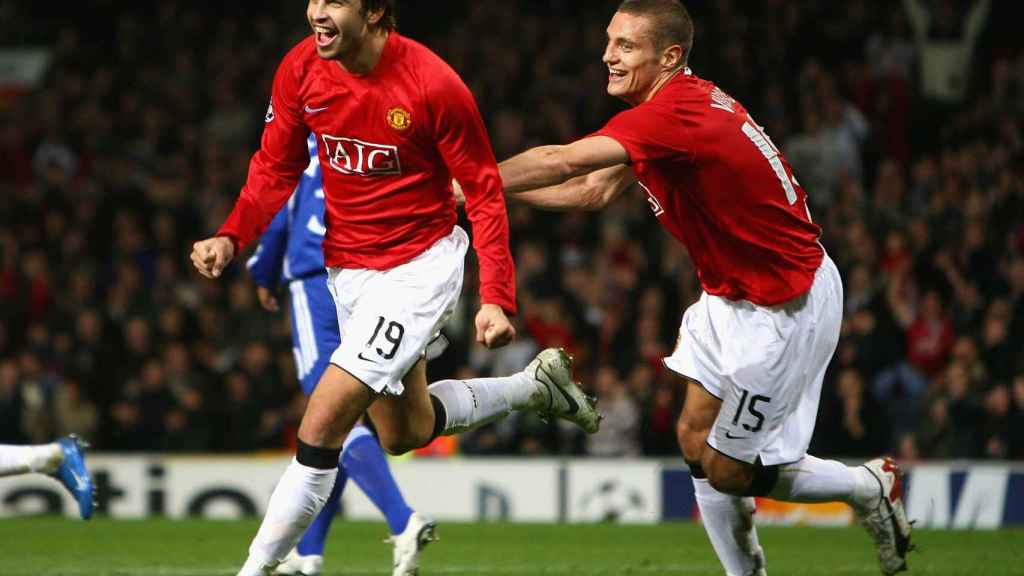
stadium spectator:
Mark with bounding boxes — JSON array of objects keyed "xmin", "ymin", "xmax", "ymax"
[{"xmin": 585, "ymin": 366, "xmax": 641, "ymax": 458}]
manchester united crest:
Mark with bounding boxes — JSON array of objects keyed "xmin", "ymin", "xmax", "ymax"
[{"xmin": 387, "ymin": 107, "xmax": 412, "ymax": 131}]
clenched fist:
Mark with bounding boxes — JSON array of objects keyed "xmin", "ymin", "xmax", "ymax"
[
  {"xmin": 474, "ymin": 303, "xmax": 515, "ymax": 349},
  {"xmin": 190, "ymin": 236, "xmax": 235, "ymax": 279}
]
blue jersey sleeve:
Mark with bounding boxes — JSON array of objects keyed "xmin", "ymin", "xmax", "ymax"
[{"xmin": 246, "ymin": 203, "xmax": 290, "ymax": 288}]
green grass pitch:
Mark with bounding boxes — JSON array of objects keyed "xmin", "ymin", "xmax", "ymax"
[{"xmin": 1, "ymin": 518, "xmax": 1022, "ymax": 575}]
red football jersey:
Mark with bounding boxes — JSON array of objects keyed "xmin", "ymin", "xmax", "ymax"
[
  {"xmin": 218, "ymin": 34, "xmax": 516, "ymax": 314},
  {"xmin": 595, "ymin": 70, "xmax": 823, "ymax": 306}
]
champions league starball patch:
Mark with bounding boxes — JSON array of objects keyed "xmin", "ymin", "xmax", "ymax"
[
  {"xmin": 387, "ymin": 107, "xmax": 411, "ymax": 131},
  {"xmin": 265, "ymin": 98, "xmax": 275, "ymax": 123}
]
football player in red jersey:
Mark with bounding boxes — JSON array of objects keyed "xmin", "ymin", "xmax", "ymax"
[
  {"xmin": 191, "ymin": 2, "xmax": 600, "ymax": 574},
  {"xmin": 497, "ymin": 1, "xmax": 912, "ymax": 574}
]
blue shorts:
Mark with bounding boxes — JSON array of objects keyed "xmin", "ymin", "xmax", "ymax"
[{"xmin": 288, "ymin": 273, "xmax": 341, "ymax": 396}]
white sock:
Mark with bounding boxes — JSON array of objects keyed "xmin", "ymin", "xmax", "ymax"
[
  {"xmin": 241, "ymin": 459, "xmax": 336, "ymax": 574},
  {"xmin": 769, "ymin": 455, "xmax": 879, "ymax": 509},
  {"xmin": 693, "ymin": 478, "xmax": 765, "ymax": 576},
  {"xmin": 428, "ymin": 373, "xmax": 533, "ymax": 435},
  {"xmin": 0, "ymin": 444, "xmax": 63, "ymax": 477}
]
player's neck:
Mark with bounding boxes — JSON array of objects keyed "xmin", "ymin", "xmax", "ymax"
[
  {"xmin": 641, "ymin": 65, "xmax": 686, "ymax": 103},
  {"xmin": 335, "ymin": 28, "xmax": 389, "ymax": 76}
]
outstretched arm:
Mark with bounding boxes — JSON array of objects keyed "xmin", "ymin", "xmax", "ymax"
[
  {"xmin": 509, "ymin": 164, "xmax": 637, "ymax": 211},
  {"xmin": 499, "ymin": 136, "xmax": 631, "ymax": 195}
]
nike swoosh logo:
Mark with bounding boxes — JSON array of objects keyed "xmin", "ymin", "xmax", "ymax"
[
  {"xmin": 538, "ymin": 365, "xmax": 578, "ymax": 415},
  {"xmin": 70, "ymin": 469, "xmax": 89, "ymax": 492},
  {"xmin": 304, "ymin": 105, "xmax": 329, "ymax": 114},
  {"xmin": 724, "ymin": 432, "xmax": 750, "ymax": 440},
  {"xmin": 357, "ymin": 351, "xmax": 378, "ymax": 363}
]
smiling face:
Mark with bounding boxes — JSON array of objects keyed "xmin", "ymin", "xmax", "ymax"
[
  {"xmin": 307, "ymin": 0, "xmax": 374, "ymax": 60},
  {"xmin": 603, "ymin": 11, "xmax": 671, "ymax": 105}
]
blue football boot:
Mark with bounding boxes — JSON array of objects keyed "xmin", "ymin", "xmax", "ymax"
[{"xmin": 52, "ymin": 435, "xmax": 95, "ymax": 520}]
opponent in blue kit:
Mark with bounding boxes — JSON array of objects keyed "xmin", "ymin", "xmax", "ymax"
[{"xmin": 247, "ymin": 136, "xmax": 432, "ymax": 576}]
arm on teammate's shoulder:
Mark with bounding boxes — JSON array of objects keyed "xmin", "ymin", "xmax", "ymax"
[
  {"xmin": 499, "ymin": 136, "xmax": 630, "ymax": 195},
  {"xmin": 509, "ymin": 164, "xmax": 636, "ymax": 212}
]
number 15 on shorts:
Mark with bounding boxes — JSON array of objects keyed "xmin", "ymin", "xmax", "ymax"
[{"xmin": 725, "ymin": 389, "xmax": 771, "ymax": 440}]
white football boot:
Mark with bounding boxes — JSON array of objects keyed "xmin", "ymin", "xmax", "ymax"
[
  {"xmin": 525, "ymin": 348, "xmax": 602, "ymax": 433},
  {"xmin": 390, "ymin": 512, "xmax": 438, "ymax": 576},
  {"xmin": 236, "ymin": 557, "xmax": 276, "ymax": 576},
  {"xmin": 273, "ymin": 549, "xmax": 323, "ymax": 576},
  {"xmin": 855, "ymin": 457, "xmax": 914, "ymax": 575}
]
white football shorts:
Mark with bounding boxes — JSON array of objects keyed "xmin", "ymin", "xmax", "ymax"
[
  {"xmin": 664, "ymin": 254, "xmax": 843, "ymax": 465},
  {"xmin": 326, "ymin": 226, "xmax": 467, "ymax": 395}
]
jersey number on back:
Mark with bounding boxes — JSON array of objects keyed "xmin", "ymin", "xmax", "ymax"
[{"xmin": 741, "ymin": 118, "xmax": 798, "ymax": 206}]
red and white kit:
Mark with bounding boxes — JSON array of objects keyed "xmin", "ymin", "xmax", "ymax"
[
  {"xmin": 595, "ymin": 69, "xmax": 842, "ymax": 465},
  {"xmin": 218, "ymin": 34, "xmax": 516, "ymax": 393}
]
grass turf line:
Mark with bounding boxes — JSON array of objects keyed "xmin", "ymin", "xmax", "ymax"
[{"xmin": 1, "ymin": 518, "xmax": 1022, "ymax": 575}]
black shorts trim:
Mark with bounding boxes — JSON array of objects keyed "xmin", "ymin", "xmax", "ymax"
[
  {"xmin": 329, "ymin": 362, "xmax": 381, "ymax": 396},
  {"xmin": 705, "ymin": 439, "xmax": 758, "ymax": 467}
]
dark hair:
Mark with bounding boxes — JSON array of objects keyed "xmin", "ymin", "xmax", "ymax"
[
  {"xmin": 617, "ymin": 0, "xmax": 694, "ymax": 62},
  {"xmin": 361, "ymin": 0, "xmax": 396, "ymax": 31}
]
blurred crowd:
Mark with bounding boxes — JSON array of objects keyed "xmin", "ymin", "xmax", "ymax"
[{"xmin": 1, "ymin": 0, "xmax": 1021, "ymax": 461}]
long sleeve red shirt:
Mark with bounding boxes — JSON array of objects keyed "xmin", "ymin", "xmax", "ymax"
[{"xmin": 218, "ymin": 34, "xmax": 516, "ymax": 314}]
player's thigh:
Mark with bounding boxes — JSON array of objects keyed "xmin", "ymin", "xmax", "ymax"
[
  {"xmin": 675, "ymin": 377, "xmax": 722, "ymax": 462},
  {"xmin": 366, "ymin": 358, "xmax": 433, "ymax": 454},
  {"xmin": 299, "ymin": 363, "xmax": 377, "ymax": 448},
  {"xmin": 289, "ymin": 274, "xmax": 342, "ymax": 396},
  {"xmin": 707, "ymin": 258, "xmax": 843, "ymax": 466},
  {"xmin": 664, "ymin": 294, "xmax": 727, "ymax": 461},
  {"xmin": 704, "ymin": 309, "xmax": 799, "ymax": 466},
  {"xmin": 327, "ymin": 228, "xmax": 466, "ymax": 397},
  {"xmin": 761, "ymin": 256, "xmax": 843, "ymax": 464}
]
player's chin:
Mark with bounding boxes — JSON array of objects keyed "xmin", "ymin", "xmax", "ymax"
[{"xmin": 314, "ymin": 43, "xmax": 342, "ymax": 59}]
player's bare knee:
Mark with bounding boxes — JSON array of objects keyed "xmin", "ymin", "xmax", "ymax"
[
  {"xmin": 702, "ymin": 452, "xmax": 755, "ymax": 496},
  {"xmin": 706, "ymin": 468, "xmax": 750, "ymax": 496},
  {"xmin": 298, "ymin": 408, "xmax": 336, "ymax": 447},
  {"xmin": 374, "ymin": 430, "xmax": 407, "ymax": 455},
  {"xmin": 377, "ymin": 428, "xmax": 430, "ymax": 456}
]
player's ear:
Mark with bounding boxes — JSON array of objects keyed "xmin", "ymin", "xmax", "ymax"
[
  {"xmin": 661, "ymin": 44, "xmax": 683, "ymax": 70},
  {"xmin": 364, "ymin": 4, "xmax": 385, "ymax": 27}
]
